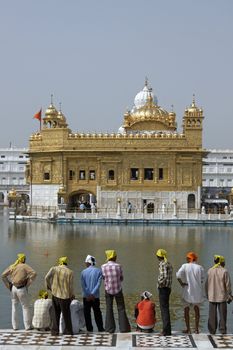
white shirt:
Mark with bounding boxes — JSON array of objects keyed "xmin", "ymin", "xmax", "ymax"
[
  {"xmin": 60, "ymin": 299, "xmax": 85, "ymax": 334},
  {"xmin": 32, "ymin": 299, "xmax": 52, "ymax": 329},
  {"xmin": 176, "ymin": 262, "xmax": 205, "ymax": 304}
]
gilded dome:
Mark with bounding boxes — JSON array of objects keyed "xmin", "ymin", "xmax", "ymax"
[
  {"xmin": 119, "ymin": 80, "xmax": 177, "ymax": 133},
  {"xmin": 57, "ymin": 110, "xmax": 67, "ymax": 122},
  {"xmin": 45, "ymin": 103, "xmax": 58, "ymax": 118}
]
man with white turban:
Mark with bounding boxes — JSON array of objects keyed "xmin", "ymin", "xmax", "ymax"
[{"xmin": 81, "ymin": 254, "xmax": 104, "ymax": 332}]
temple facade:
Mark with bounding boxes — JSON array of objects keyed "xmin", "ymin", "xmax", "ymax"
[{"xmin": 27, "ymin": 80, "xmax": 205, "ymax": 213}]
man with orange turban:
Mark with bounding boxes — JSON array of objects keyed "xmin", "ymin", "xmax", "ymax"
[{"xmin": 176, "ymin": 252, "xmax": 204, "ymax": 334}]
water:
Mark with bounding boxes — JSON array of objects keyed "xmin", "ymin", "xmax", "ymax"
[{"xmin": 0, "ymin": 208, "xmax": 233, "ymax": 332}]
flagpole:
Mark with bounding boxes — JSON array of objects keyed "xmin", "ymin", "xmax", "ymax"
[{"xmin": 40, "ymin": 108, "xmax": 42, "ymax": 131}]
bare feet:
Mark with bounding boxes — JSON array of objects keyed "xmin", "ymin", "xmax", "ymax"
[{"xmin": 182, "ymin": 329, "xmax": 191, "ymax": 334}]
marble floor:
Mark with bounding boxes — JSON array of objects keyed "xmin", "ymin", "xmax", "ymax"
[{"xmin": 0, "ymin": 330, "xmax": 233, "ymax": 349}]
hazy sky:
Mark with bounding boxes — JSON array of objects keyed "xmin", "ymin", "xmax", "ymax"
[{"xmin": 0, "ymin": 0, "xmax": 232, "ymax": 149}]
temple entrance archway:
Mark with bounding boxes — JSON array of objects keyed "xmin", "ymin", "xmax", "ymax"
[
  {"xmin": 68, "ymin": 190, "xmax": 96, "ymax": 211},
  {"xmin": 188, "ymin": 194, "xmax": 195, "ymax": 212}
]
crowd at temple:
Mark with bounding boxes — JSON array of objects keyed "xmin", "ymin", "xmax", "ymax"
[{"xmin": 1, "ymin": 249, "xmax": 232, "ymax": 336}]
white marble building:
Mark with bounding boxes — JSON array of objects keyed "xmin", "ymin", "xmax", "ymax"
[
  {"xmin": 0, "ymin": 147, "xmax": 30, "ymax": 205},
  {"xmin": 202, "ymin": 149, "xmax": 233, "ymax": 188}
]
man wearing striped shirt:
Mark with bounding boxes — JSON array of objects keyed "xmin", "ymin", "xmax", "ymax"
[
  {"xmin": 45, "ymin": 256, "xmax": 74, "ymax": 336},
  {"xmin": 101, "ymin": 250, "xmax": 131, "ymax": 333},
  {"xmin": 156, "ymin": 249, "xmax": 173, "ymax": 336}
]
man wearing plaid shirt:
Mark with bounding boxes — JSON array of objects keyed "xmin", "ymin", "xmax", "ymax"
[
  {"xmin": 156, "ymin": 249, "xmax": 173, "ymax": 336},
  {"xmin": 101, "ymin": 250, "xmax": 131, "ymax": 333}
]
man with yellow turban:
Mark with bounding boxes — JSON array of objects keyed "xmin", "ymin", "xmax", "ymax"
[
  {"xmin": 1, "ymin": 253, "xmax": 37, "ymax": 330},
  {"xmin": 176, "ymin": 252, "xmax": 204, "ymax": 334},
  {"xmin": 45, "ymin": 256, "xmax": 74, "ymax": 335},
  {"xmin": 101, "ymin": 250, "xmax": 131, "ymax": 333},
  {"xmin": 156, "ymin": 249, "xmax": 173, "ymax": 336},
  {"xmin": 32, "ymin": 290, "xmax": 52, "ymax": 330},
  {"xmin": 205, "ymin": 255, "xmax": 232, "ymax": 335}
]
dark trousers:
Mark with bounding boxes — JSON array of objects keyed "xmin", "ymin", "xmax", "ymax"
[
  {"xmin": 208, "ymin": 301, "xmax": 227, "ymax": 334},
  {"xmin": 158, "ymin": 287, "xmax": 171, "ymax": 335},
  {"xmin": 105, "ymin": 290, "xmax": 131, "ymax": 333},
  {"xmin": 83, "ymin": 297, "xmax": 104, "ymax": 331},
  {"xmin": 51, "ymin": 295, "xmax": 73, "ymax": 335}
]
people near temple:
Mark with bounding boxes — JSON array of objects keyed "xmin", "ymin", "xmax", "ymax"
[
  {"xmin": 176, "ymin": 252, "xmax": 204, "ymax": 334},
  {"xmin": 45, "ymin": 256, "xmax": 74, "ymax": 335},
  {"xmin": 205, "ymin": 255, "xmax": 232, "ymax": 335},
  {"xmin": 81, "ymin": 255, "xmax": 104, "ymax": 332},
  {"xmin": 135, "ymin": 291, "xmax": 156, "ymax": 333},
  {"xmin": 1, "ymin": 253, "xmax": 37, "ymax": 330},
  {"xmin": 101, "ymin": 250, "xmax": 131, "ymax": 333},
  {"xmin": 127, "ymin": 202, "xmax": 132, "ymax": 213},
  {"xmin": 32, "ymin": 290, "xmax": 52, "ymax": 330},
  {"xmin": 156, "ymin": 249, "xmax": 173, "ymax": 336},
  {"xmin": 60, "ymin": 298, "xmax": 85, "ymax": 334}
]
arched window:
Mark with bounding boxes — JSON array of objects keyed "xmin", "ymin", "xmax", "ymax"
[{"xmin": 108, "ymin": 170, "xmax": 115, "ymax": 180}]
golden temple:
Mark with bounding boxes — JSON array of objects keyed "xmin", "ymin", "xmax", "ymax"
[{"xmin": 27, "ymin": 80, "xmax": 205, "ymax": 213}]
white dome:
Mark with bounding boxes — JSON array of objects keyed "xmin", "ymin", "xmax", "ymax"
[
  {"xmin": 118, "ymin": 126, "xmax": 126, "ymax": 134},
  {"xmin": 134, "ymin": 83, "xmax": 158, "ymax": 109}
]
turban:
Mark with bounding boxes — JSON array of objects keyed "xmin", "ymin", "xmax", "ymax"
[
  {"xmin": 156, "ymin": 249, "xmax": 167, "ymax": 262},
  {"xmin": 85, "ymin": 255, "xmax": 96, "ymax": 266},
  {"xmin": 58, "ymin": 256, "xmax": 68, "ymax": 265},
  {"xmin": 141, "ymin": 291, "xmax": 152, "ymax": 300},
  {"xmin": 11, "ymin": 253, "xmax": 26, "ymax": 269},
  {"xmin": 39, "ymin": 290, "xmax": 49, "ymax": 299},
  {"xmin": 105, "ymin": 250, "xmax": 117, "ymax": 261},
  {"xmin": 186, "ymin": 252, "xmax": 198, "ymax": 262},
  {"xmin": 213, "ymin": 255, "xmax": 225, "ymax": 268}
]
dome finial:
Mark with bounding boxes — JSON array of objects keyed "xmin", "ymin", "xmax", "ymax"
[
  {"xmin": 59, "ymin": 102, "xmax": 62, "ymax": 112},
  {"xmin": 50, "ymin": 94, "xmax": 54, "ymax": 105},
  {"xmin": 192, "ymin": 94, "xmax": 196, "ymax": 107},
  {"xmin": 145, "ymin": 76, "xmax": 148, "ymax": 87},
  {"xmin": 171, "ymin": 104, "xmax": 174, "ymax": 112}
]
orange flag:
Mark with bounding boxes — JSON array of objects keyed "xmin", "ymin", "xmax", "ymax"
[{"xmin": 33, "ymin": 109, "xmax": 42, "ymax": 121}]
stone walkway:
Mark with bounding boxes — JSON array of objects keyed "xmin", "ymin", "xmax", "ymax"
[{"xmin": 0, "ymin": 330, "xmax": 233, "ymax": 349}]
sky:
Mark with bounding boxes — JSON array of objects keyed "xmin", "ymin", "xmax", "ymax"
[{"xmin": 0, "ymin": 0, "xmax": 232, "ymax": 149}]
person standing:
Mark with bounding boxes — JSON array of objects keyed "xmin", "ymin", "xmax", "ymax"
[
  {"xmin": 156, "ymin": 249, "xmax": 173, "ymax": 336},
  {"xmin": 81, "ymin": 254, "xmax": 104, "ymax": 332},
  {"xmin": 2, "ymin": 253, "xmax": 37, "ymax": 330},
  {"xmin": 45, "ymin": 256, "xmax": 74, "ymax": 335},
  {"xmin": 205, "ymin": 255, "xmax": 232, "ymax": 335},
  {"xmin": 101, "ymin": 250, "xmax": 131, "ymax": 333},
  {"xmin": 176, "ymin": 252, "xmax": 204, "ymax": 334}
]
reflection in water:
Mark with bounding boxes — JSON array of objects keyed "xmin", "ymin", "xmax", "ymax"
[{"xmin": 1, "ymin": 211, "xmax": 233, "ymax": 332}]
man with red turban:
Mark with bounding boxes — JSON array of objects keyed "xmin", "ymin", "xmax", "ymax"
[{"xmin": 176, "ymin": 252, "xmax": 204, "ymax": 334}]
